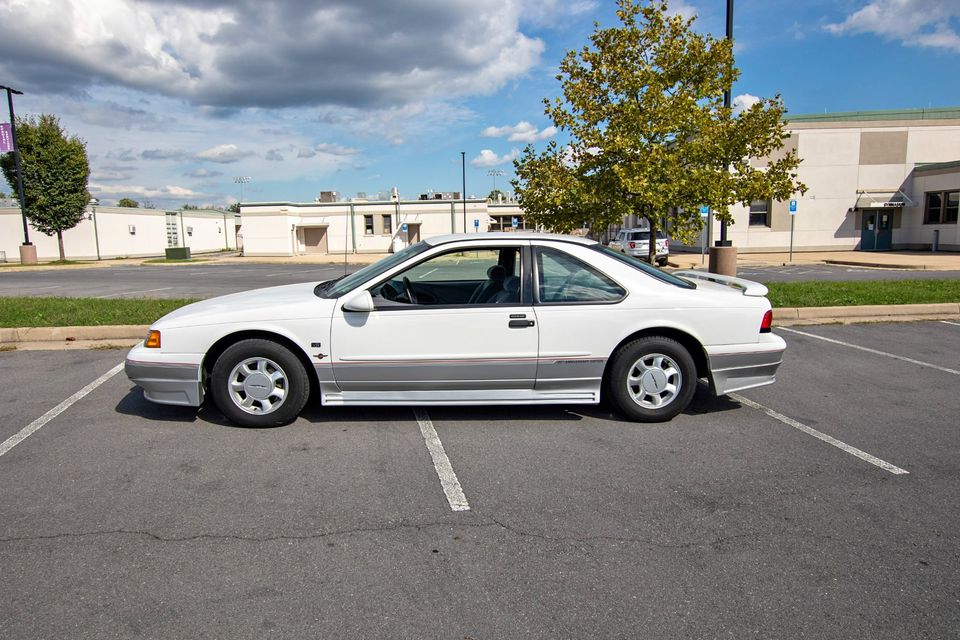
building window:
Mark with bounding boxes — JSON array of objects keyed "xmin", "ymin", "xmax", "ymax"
[
  {"xmin": 382, "ymin": 215, "xmax": 392, "ymax": 235},
  {"xmin": 925, "ymin": 191, "xmax": 959, "ymax": 224},
  {"xmin": 364, "ymin": 215, "xmax": 374, "ymax": 235},
  {"xmin": 749, "ymin": 200, "xmax": 770, "ymax": 226}
]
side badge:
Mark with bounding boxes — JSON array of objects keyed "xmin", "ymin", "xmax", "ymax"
[{"xmin": 311, "ymin": 342, "xmax": 322, "ymax": 348}]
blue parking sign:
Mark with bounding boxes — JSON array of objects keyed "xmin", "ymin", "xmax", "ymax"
[
  {"xmin": 789, "ymin": 199, "xmax": 798, "ymax": 214},
  {"xmin": 402, "ymin": 222, "xmax": 408, "ymax": 232},
  {"xmin": 512, "ymin": 217, "xmax": 519, "ymax": 228},
  {"xmin": 699, "ymin": 205, "xmax": 709, "ymax": 216}
]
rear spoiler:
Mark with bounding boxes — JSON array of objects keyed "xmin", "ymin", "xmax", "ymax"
[{"xmin": 672, "ymin": 270, "xmax": 769, "ymax": 297}]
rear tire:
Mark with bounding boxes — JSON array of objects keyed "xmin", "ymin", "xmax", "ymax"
[
  {"xmin": 210, "ymin": 339, "xmax": 309, "ymax": 427},
  {"xmin": 607, "ymin": 336, "xmax": 696, "ymax": 422}
]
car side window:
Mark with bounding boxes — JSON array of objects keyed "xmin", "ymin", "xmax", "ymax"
[
  {"xmin": 371, "ymin": 247, "xmax": 522, "ymax": 306},
  {"xmin": 536, "ymin": 247, "xmax": 625, "ymax": 303}
]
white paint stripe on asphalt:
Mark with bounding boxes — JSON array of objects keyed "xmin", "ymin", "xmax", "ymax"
[
  {"xmin": 780, "ymin": 327, "xmax": 960, "ymax": 375},
  {"xmin": 940, "ymin": 321, "xmax": 960, "ymax": 327},
  {"xmin": 96, "ymin": 287, "xmax": 172, "ymax": 299},
  {"xmin": 730, "ymin": 393, "xmax": 909, "ymax": 475},
  {"xmin": 413, "ymin": 408, "xmax": 470, "ymax": 512},
  {"xmin": 0, "ymin": 362, "xmax": 124, "ymax": 459}
]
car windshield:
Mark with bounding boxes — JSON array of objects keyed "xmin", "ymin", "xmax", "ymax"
[
  {"xmin": 317, "ymin": 241, "xmax": 432, "ymax": 298},
  {"xmin": 593, "ymin": 245, "xmax": 695, "ymax": 288}
]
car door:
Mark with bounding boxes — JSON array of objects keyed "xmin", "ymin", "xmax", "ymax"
[
  {"xmin": 329, "ymin": 242, "xmax": 538, "ymax": 394},
  {"xmin": 531, "ymin": 242, "xmax": 628, "ymax": 394}
]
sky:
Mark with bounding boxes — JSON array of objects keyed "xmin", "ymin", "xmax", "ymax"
[{"xmin": 1, "ymin": 0, "xmax": 959, "ymax": 209}]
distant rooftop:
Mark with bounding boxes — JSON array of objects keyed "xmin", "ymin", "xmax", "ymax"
[
  {"xmin": 914, "ymin": 160, "xmax": 960, "ymax": 173},
  {"xmin": 786, "ymin": 106, "xmax": 960, "ymax": 123}
]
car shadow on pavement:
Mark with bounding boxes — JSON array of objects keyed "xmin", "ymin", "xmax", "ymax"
[{"xmin": 116, "ymin": 381, "xmax": 745, "ymax": 429}]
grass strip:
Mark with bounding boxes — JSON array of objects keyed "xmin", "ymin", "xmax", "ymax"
[
  {"xmin": 0, "ymin": 297, "xmax": 199, "ymax": 328},
  {"xmin": 766, "ymin": 279, "xmax": 960, "ymax": 308},
  {"xmin": 1, "ymin": 280, "xmax": 958, "ymax": 327}
]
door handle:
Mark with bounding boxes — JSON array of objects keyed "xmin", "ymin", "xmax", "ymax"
[{"xmin": 508, "ymin": 319, "xmax": 535, "ymax": 328}]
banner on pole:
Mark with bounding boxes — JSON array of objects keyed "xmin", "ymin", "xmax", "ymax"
[{"xmin": 0, "ymin": 123, "xmax": 12, "ymax": 153}]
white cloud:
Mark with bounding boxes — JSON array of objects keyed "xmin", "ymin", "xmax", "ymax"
[
  {"xmin": 667, "ymin": 0, "xmax": 698, "ymax": 21},
  {"xmin": 825, "ymin": 0, "xmax": 960, "ymax": 53},
  {"xmin": 0, "ymin": 0, "xmax": 545, "ymax": 109},
  {"xmin": 732, "ymin": 93, "xmax": 762, "ymax": 117},
  {"xmin": 470, "ymin": 149, "xmax": 519, "ymax": 167},
  {"xmin": 482, "ymin": 121, "xmax": 557, "ymax": 143},
  {"xmin": 196, "ymin": 144, "xmax": 249, "ymax": 163}
]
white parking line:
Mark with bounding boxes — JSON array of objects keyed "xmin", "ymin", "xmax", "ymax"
[
  {"xmin": 96, "ymin": 287, "xmax": 172, "ymax": 299},
  {"xmin": 780, "ymin": 327, "xmax": 960, "ymax": 375},
  {"xmin": 730, "ymin": 393, "xmax": 909, "ymax": 475},
  {"xmin": 940, "ymin": 320, "xmax": 960, "ymax": 327},
  {"xmin": 0, "ymin": 363, "xmax": 124, "ymax": 459},
  {"xmin": 413, "ymin": 409, "xmax": 470, "ymax": 512}
]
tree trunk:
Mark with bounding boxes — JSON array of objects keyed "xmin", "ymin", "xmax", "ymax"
[
  {"xmin": 647, "ymin": 206, "xmax": 657, "ymax": 265},
  {"xmin": 57, "ymin": 230, "xmax": 65, "ymax": 261}
]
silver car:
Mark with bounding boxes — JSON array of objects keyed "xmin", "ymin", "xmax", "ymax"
[{"xmin": 609, "ymin": 228, "xmax": 669, "ymax": 266}]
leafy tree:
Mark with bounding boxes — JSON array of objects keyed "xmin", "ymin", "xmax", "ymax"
[
  {"xmin": 487, "ymin": 189, "xmax": 506, "ymax": 202},
  {"xmin": 0, "ymin": 114, "xmax": 90, "ymax": 260},
  {"xmin": 117, "ymin": 197, "xmax": 139, "ymax": 208},
  {"xmin": 513, "ymin": 0, "xmax": 805, "ymax": 262},
  {"xmin": 227, "ymin": 202, "xmax": 241, "ymax": 213},
  {"xmin": 181, "ymin": 203, "xmax": 199, "ymax": 210}
]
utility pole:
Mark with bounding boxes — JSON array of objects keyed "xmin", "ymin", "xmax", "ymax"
[
  {"xmin": 709, "ymin": 0, "xmax": 737, "ymax": 276},
  {"xmin": 1, "ymin": 84, "xmax": 36, "ymax": 264},
  {"xmin": 461, "ymin": 152, "xmax": 467, "ymax": 233}
]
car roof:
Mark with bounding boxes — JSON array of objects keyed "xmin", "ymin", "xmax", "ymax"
[{"xmin": 424, "ymin": 232, "xmax": 599, "ymax": 247}]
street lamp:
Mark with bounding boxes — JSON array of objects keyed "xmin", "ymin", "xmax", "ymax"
[
  {"xmin": 717, "ymin": 0, "xmax": 734, "ymax": 248},
  {"xmin": 233, "ymin": 176, "xmax": 251, "ymax": 205},
  {"xmin": 0, "ymin": 83, "xmax": 35, "ymax": 264},
  {"xmin": 88, "ymin": 197, "xmax": 101, "ymax": 260},
  {"xmin": 486, "ymin": 169, "xmax": 505, "ymax": 197},
  {"xmin": 461, "ymin": 152, "xmax": 467, "ymax": 232}
]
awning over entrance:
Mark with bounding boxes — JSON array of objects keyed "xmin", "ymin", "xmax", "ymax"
[{"xmin": 854, "ymin": 188, "xmax": 913, "ymax": 210}]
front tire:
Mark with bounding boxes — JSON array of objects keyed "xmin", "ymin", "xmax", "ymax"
[
  {"xmin": 607, "ymin": 336, "xmax": 696, "ymax": 422},
  {"xmin": 210, "ymin": 339, "xmax": 310, "ymax": 427}
]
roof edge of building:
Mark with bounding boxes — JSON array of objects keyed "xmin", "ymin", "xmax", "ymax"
[{"xmin": 785, "ymin": 106, "xmax": 960, "ymax": 124}]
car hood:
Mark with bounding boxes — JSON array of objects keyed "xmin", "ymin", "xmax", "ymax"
[{"xmin": 154, "ymin": 281, "xmax": 334, "ymax": 329}]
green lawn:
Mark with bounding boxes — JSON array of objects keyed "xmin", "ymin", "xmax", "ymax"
[
  {"xmin": 0, "ymin": 297, "xmax": 199, "ymax": 328},
  {"xmin": 766, "ymin": 279, "xmax": 960, "ymax": 308},
  {"xmin": 0, "ymin": 280, "xmax": 958, "ymax": 327}
]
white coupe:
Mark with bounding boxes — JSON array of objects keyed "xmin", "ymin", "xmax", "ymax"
[{"xmin": 126, "ymin": 233, "xmax": 785, "ymax": 427}]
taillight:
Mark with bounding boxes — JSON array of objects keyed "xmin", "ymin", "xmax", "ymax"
[
  {"xmin": 760, "ymin": 310, "xmax": 773, "ymax": 333},
  {"xmin": 628, "ymin": 242, "xmax": 636, "ymax": 249},
  {"xmin": 145, "ymin": 330, "xmax": 161, "ymax": 348},
  {"xmin": 664, "ymin": 238, "xmax": 669, "ymax": 248}
]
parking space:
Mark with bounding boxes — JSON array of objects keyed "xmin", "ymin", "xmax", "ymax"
[{"xmin": 2, "ymin": 322, "xmax": 959, "ymax": 638}]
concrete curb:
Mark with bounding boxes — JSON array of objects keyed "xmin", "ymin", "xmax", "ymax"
[
  {"xmin": 776, "ymin": 303, "xmax": 960, "ymax": 326},
  {"xmin": 2, "ymin": 305, "xmax": 959, "ymax": 350},
  {"xmin": 823, "ymin": 259, "xmax": 932, "ymax": 270}
]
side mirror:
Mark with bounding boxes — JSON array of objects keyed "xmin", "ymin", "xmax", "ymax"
[{"xmin": 342, "ymin": 290, "xmax": 375, "ymax": 312}]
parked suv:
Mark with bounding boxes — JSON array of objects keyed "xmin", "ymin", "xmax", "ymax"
[{"xmin": 609, "ymin": 228, "xmax": 670, "ymax": 266}]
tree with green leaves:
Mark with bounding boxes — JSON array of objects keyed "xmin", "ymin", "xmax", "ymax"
[
  {"xmin": 227, "ymin": 202, "xmax": 241, "ymax": 213},
  {"xmin": 181, "ymin": 203, "xmax": 199, "ymax": 210},
  {"xmin": 0, "ymin": 114, "xmax": 90, "ymax": 261},
  {"xmin": 117, "ymin": 197, "xmax": 139, "ymax": 208},
  {"xmin": 487, "ymin": 189, "xmax": 506, "ymax": 202},
  {"xmin": 513, "ymin": 0, "xmax": 805, "ymax": 262}
]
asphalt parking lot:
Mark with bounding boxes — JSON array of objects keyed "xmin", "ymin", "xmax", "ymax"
[{"xmin": 2, "ymin": 321, "xmax": 959, "ymax": 638}]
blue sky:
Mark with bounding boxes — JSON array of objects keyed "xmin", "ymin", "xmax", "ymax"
[{"xmin": 1, "ymin": 0, "xmax": 958, "ymax": 208}]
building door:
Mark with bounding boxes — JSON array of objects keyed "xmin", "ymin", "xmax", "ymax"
[
  {"xmin": 876, "ymin": 211, "xmax": 893, "ymax": 250},
  {"xmin": 406, "ymin": 223, "xmax": 421, "ymax": 243},
  {"xmin": 860, "ymin": 212, "xmax": 877, "ymax": 251},
  {"xmin": 302, "ymin": 226, "xmax": 328, "ymax": 254}
]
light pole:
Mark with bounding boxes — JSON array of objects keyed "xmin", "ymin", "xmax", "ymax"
[
  {"xmin": 486, "ymin": 169, "xmax": 504, "ymax": 198},
  {"xmin": 233, "ymin": 176, "xmax": 251, "ymax": 205},
  {"xmin": 1, "ymin": 84, "xmax": 35, "ymax": 264},
  {"xmin": 89, "ymin": 197, "xmax": 101, "ymax": 260},
  {"xmin": 461, "ymin": 152, "xmax": 467, "ymax": 233},
  {"xmin": 717, "ymin": 0, "xmax": 733, "ymax": 249}
]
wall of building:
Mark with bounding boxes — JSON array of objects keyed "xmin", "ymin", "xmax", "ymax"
[
  {"xmin": 240, "ymin": 199, "xmax": 515, "ymax": 256},
  {"xmin": 675, "ymin": 113, "xmax": 960, "ymax": 253},
  {"xmin": 899, "ymin": 169, "xmax": 960, "ymax": 250},
  {"xmin": 0, "ymin": 206, "xmax": 239, "ymax": 262}
]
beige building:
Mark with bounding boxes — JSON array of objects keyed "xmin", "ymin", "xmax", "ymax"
[
  {"xmin": 0, "ymin": 203, "xmax": 239, "ymax": 262},
  {"xmin": 240, "ymin": 198, "xmax": 527, "ymax": 256},
  {"xmin": 680, "ymin": 106, "xmax": 960, "ymax": 253}
]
